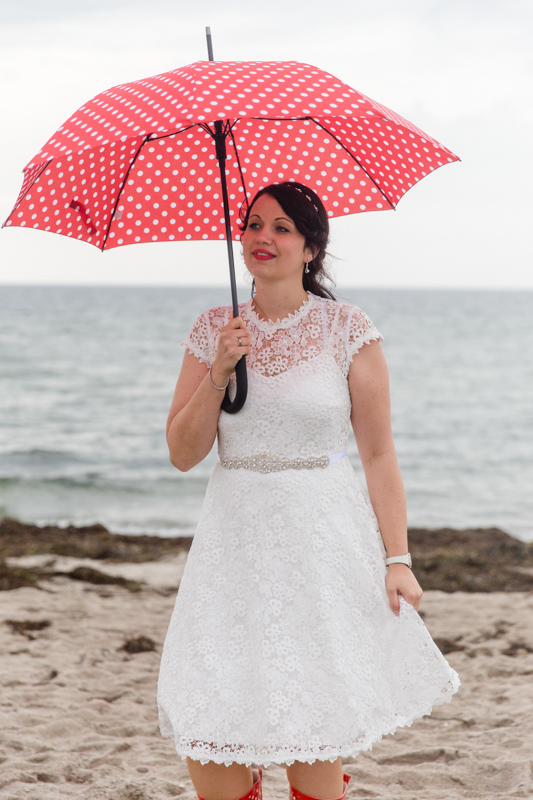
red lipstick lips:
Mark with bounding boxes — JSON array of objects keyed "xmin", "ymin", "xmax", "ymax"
[{"xmin": 252, "ymin": 249, "xmax": 275, "ymax": 260}]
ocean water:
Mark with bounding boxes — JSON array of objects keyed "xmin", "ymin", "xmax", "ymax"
[{"xmin": 0, "ymin": 285, "xmax": 532, "ymax": 541}]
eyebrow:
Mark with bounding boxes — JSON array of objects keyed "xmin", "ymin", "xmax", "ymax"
[{"xmin": 249, "ymin": 214, "xmax": 293, "ymax": 223}]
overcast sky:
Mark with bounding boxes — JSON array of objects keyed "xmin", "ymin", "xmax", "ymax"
[{"xmin": 0, "ymin": 0, "xmax": 531, "ymax": 289}]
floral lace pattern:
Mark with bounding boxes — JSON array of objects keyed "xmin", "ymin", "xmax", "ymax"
[
  {"xmin": 181, "ymin": 293, "xmax": 382, "ymax": 379},
  {"xmin": 158, "ymin": 295, "xmax": 460, "ymax": 767}
]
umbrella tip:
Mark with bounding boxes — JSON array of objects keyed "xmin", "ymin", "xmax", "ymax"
[{"xmin": 205, "ymin": 27, "xmax": 214, "ymax": 61}]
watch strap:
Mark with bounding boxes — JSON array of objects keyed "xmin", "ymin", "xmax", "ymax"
[{"xmin": 385, "ymin": 553, "xmax": 412, "ymax": 568}]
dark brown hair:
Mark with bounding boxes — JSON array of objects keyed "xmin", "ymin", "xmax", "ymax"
[{"xmin": 240, "ymin": 182, "xmax": 336, "ymax": 300}]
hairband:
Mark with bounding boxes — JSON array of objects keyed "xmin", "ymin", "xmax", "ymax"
[
  {"xmin": 240, "ymin": 185, "xmax": 320, "ymax": 223},
  {"xmin": 288, "ymin": 184, "xmax": 319, "ymax": 212}
]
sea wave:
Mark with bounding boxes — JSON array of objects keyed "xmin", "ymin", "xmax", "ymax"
[{"xmin": 1, "ymin": 285, "xmax": 532, "ymax": 541}]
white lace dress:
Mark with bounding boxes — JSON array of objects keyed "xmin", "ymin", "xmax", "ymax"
[{"xmin": 157, "ymin": 293, "xmax": 460, "ymax": 767}]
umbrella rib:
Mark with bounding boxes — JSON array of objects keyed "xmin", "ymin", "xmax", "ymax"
[
  {"xmin": 227, "ymin": 122, "xmax": 249, "ymax": 222},
  {"xmin": 101, "ymin": 135, "xmax": 151, "ymax": 251},
  {"xmin": 100, "ymin": 125, "xmax": 201, "ymax": 250},
  {"xmin": 3, "ymin": 160, "xmax": 52, "ymax": 227},
  {"xmin": 148, "ymin": 123, "xmax": 200, "ymax": 142},
  {"xmin": 194, "ymin": 114, "xmax": 397, "ymax": 211},
  {"xmin": 312, "ymin": 119, "xmax": 397, "ymax": 210}
]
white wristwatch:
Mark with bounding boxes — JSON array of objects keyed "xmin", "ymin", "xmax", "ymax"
[{"xmin": 385, "ymin": 553, "xmax": 412, "ymax": 568}]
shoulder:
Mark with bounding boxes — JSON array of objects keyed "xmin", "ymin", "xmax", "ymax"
[
  {"xmin": 182, "ymin": 304, "xmax": 233, "ymax": 363},
  {"xmin": 310, "ymin": 295, "xmax": 378, "ymax": 330},
  {"xmin": 311, "ymin": 295, "xmax": 382, "ymax": 375},
  {"xmin": 191, "ymin": 304, "xmax": 234, "ymax": 331},
  {"xmin": 199, "ymin": 304, "xmax": 233, "ymax": 321}
]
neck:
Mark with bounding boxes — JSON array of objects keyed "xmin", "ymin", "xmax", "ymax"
[{"xmin": 252, "ymin": 282, "xmax": 309, "ymax": 322}]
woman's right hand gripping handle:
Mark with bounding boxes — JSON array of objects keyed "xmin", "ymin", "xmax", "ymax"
[{"xmin": 166, "ymin": 316, "xmax": 251, "ymax": 472}]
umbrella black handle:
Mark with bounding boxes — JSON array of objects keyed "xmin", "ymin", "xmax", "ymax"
[{"xmin": 221, "ymin": 356, "xmax": 248, "ymax": 414}]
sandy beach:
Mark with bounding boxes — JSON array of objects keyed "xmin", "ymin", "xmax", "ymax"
[{"xmin": 1, "ymin": 521, "xmax": 532, "ymax": 799}]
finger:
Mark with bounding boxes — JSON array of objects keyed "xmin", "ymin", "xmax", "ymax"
[
  {"xmin": 225, "ymin": 321, "xmax": 250, "ymax": 340},
  {"xmin": 222, "ymin": 334, "xmax": 248, "ymax": 349},
  {"xmin": 406, "ymin": 592, "xmax": 423, "ymax": 612},
  {"xmin": 220, "ymin": 330, "xmax": 248, "ymax": 345},
  {"xmin": 225, "ymin": 338, "xmax": 251, "ymax": 355},
  {"xmin": 387, "ymin": 588, "xmax": 400, "ymax": 617},
  {"xmin": 401, "ymin": 590, "xmax": 422, "ymax": 611},
  {"xmin": 229, "ymin": 316, "xmax": 247, "ymax": 329}
]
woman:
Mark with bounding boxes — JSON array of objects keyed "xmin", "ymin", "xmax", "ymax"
[{"xmin": 158, "ymin": 182, "xmax": 460, "ymax": 800}]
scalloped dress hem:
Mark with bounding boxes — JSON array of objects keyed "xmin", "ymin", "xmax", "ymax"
[{"xmin": 160, "ymin": 671, "xmax": 460, "ymax": 768}]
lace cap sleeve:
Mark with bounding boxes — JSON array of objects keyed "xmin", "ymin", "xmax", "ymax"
[
  {"xmin": 327, "ymin": 302, "xmax": 383, "ymax": 377},
  {"xmin": 346, "ymin": 306, "xmax": 383, "ymax": 366},
  {"xmin": 181, "ymin": 306, "xmax": 232, "ymax": 367}
]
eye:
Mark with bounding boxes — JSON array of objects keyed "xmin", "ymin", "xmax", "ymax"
[
  {"xmin": 248, "ymin": 222, "xmax": 260, "ymax": 230},
  {"xmin": 276, "ymin": 225, "xmax": 289, "ymax": 233}
]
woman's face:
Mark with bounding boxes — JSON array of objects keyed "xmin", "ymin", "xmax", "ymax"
[{"xmin": 242, "ymin": 193, "xmax": 312, "ymax": 285}]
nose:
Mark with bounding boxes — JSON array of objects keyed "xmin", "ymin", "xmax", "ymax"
[{"xmin": 255, "ymin": 226, "xmax": 272, "ymax": 243}]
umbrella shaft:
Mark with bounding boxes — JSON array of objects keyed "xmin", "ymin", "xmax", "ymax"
[
  {"xmin": 211, "ymin": 117, "xmax": 248, "ymax": 412},
  {"xmin": 220, "ymin": 168, "xmax": 239, "ymax": 317},
  {"xmin": 214, "ymin": 129, "xmax": 239, "ymax": 317},
  {"xmin": 215, "ymin": 123, "xmax": 227, "ymax": 163},
  {"xmin": 205, "ymin": 27, "xmax": 214, "ymax": 61}
]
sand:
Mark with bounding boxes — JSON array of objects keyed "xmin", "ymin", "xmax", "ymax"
[{"xmin": 1, "ymin": 555, "xmax": 532, "ymax": 799}]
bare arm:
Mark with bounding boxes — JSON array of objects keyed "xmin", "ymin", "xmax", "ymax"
[
  {"xmin": 349, "ymin": 339, "xmax": 422, "ymax": 615},
  {"xmin": 167, "ymin": 315, "xmax": 251, "ymax": 471}
]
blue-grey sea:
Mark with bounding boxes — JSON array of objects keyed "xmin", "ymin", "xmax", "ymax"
[{"xmin": 1, "ymin": 285, "xmax": 532, "ymax": 541}]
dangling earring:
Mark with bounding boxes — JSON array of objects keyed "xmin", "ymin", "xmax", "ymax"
[
  {"xmin": 304, "ymin": 260, "xmax": 310, "ymax": 274},
  {"xmin": 251, "ymin": 277, "xmax": 256, "ymax": 298}
]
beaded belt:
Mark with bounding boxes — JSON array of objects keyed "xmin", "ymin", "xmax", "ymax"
[{"xmin": 219, "ymin": 450, "xmax": 347, "ymax": 474}]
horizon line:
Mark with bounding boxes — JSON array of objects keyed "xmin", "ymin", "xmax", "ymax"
[{"xmin": 0, "ymin": 283, "xmax": 532, "ymax": 293}]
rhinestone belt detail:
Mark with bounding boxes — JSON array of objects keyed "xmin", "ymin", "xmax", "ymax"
[{"xmin": 219, "ymin": 450, "xmax": 347, "ymax": 474}]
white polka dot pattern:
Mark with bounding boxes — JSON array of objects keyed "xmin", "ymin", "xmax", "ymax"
[{"xmin": 3, "ymin": 61, "xmax": 459, "ymax": 246}]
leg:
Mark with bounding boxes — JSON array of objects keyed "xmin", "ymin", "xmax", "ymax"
[
  {"xmin": 286, "ymin": 758, "xmax": 347, "ymax": 799},
  {"xmin": 186, "ymin": 758, "xmax": 260, "ymax": 800}
]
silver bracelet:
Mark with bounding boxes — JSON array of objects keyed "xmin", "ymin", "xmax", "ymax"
[{"xmin": 208, "ymin": 365, "xmax": 229, "ymax": 391}]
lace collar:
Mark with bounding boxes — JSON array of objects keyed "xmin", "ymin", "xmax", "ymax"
[{"xmin": 244, "ymin": 293, "xmax": 317, "ymax": 331}]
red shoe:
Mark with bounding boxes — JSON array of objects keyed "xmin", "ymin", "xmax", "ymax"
[
  {"xmin": 289, "ymin": 772, "xmax": 351, "ymax": 800},
  {"xmin": 197, "ymin": 767, "xmax": 262, "ymax": 800}
]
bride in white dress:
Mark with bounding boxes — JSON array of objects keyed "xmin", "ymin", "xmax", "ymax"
[{"xmin": 157, "ymin": 182, "xmax": 460, "ymax": 800}]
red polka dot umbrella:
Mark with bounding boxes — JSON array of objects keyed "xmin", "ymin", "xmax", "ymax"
[{"xmin": 3, "ymin": 44, "xmax": 459, "ymax": 411}]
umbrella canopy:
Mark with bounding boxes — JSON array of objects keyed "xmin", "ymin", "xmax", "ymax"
[
  {"xmin": 4, "ymin": 58, "xmax": 459, "ymax": 412},
  {"xmin": 4, "ymin": 60, "xmax": 459, "ymax": 248}
]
